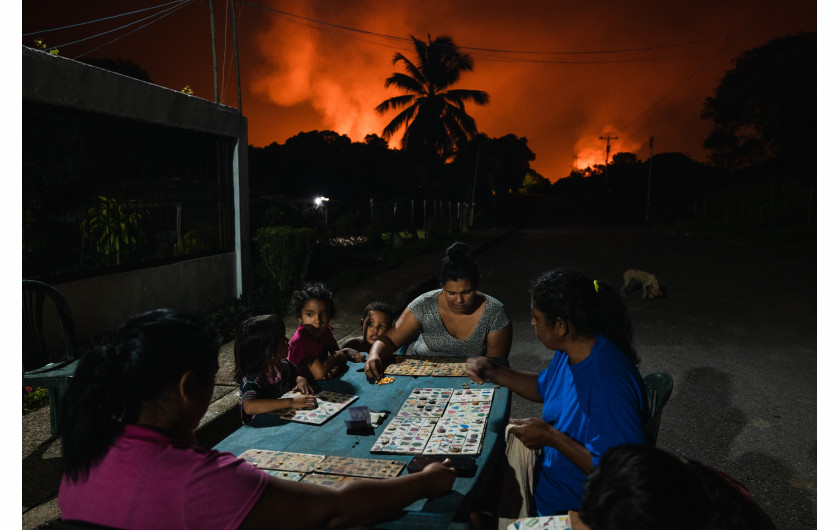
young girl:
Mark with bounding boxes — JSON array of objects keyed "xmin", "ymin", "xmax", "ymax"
[
  {"xmin": 339, "ymin": 301, "xmax": 396, "ymax": 352},
  {"xmin": 288, "ymin": 283, "xmax": 366, "ymax": 389},
  {"xmin": 57, "ymin": 309, "xmax": 455, "ymax": 529},
  {"xmin": 234, "ymin": 314, "xmax": 317, "ymax": 424}
]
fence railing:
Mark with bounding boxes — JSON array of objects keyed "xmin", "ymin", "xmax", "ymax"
[{"xmin": 22, "ymin": 99, "xmax": 236, "ymax": 281}]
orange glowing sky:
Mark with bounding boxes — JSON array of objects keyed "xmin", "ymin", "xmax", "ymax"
[{"xmin": 21, "ymin": 1, "xmax": 816, "ymax": 183}]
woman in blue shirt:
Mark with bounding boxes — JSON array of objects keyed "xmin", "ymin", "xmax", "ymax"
[{"xmin": 468, "ymin": 268, "xmax": 648, "ymax": 516}]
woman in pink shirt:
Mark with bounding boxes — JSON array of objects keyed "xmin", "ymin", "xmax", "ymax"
[{"xmin": 58, "ymin": 309, "xmax": 455, "ymax": 529}]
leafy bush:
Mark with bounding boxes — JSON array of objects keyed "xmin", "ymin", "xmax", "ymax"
[
  {"xmin": 253, "ymin": 226, "xmax": 316, "ymax": 311},
  {"xmin": 173, "ymin": 226, "xmax": 219, "ymax": 256},
  {"xmin": 80, "ymin": 195, "xmax": 150, "ymax": 267},
  {"xmin": 23, "ymin": 386, "xmax": 50, "ymax": 415},
  {"xmin": 204, "ymin": 287, "xmax": 281, "ymax": 342}
]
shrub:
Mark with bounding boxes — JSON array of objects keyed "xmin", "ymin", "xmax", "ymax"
[
  {"xmin": 205, "ymin": 287, "xmax": 280, "ymax": 342},
  {"xmin": 253, "ymin": 226, "xmax": 316, "ymax": 311},
  {"xmin": 23, "ymin": 386, "xmax": 50, "ymax": 415}
]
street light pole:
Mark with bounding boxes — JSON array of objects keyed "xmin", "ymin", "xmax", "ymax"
[
  {"xmin": 646, "ymin": 136, "xmax": 654, "ymax": 224},
  {"xmin": 315, "ymin": 196, "xmax": 330, "ymax": 226}
]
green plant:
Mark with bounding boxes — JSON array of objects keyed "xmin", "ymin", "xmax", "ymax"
[
  {"xmin": 253, "ymin": 226, "xmax": 316, "ymax": 311},
  {"xmin": 34, "ymin": 39, "xmax": 59, "ymax": 56},
  {"xmin": 80, "ymin": 196, "xmax": 149, "ymax": 266},
  {"xmin": 205, "ymin": 287, "xmax": 279, "ymax": 342},
  {"xmin": 173, "ymin": 226, "xmax": 218, "ymax": 256},
  {"xmin": 23, "ymin": 386, "xmax": 50, "ymax": 415}
]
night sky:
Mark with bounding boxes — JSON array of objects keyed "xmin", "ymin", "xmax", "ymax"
[{"xmin": 21, "ymin": 0, "xmax": 816, "ymax": 183}]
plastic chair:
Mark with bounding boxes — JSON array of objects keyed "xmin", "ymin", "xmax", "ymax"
[
  {"xmin": 23, "ymin": 280, "xmax": 80, "ymax": 435},
  {"xmin": 643, "ymin": 372, "xmax": 673, "ymax": 447}
]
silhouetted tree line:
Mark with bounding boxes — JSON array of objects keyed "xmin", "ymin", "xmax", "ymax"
[
  {"xmin": 248, "ymin": 130, "xmax": 539, "ymax": 234},
  {"xmin": 252, "ymin": 31, "xmax": 814, "ymax": 232}
]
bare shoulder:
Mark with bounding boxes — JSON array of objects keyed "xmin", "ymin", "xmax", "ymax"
[{"xmin": 339, "ymin": 336, "xmax": 366, "ymax": 350}]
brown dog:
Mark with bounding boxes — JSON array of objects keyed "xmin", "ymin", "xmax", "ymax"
[{"xmin": 621, "ymin": 269, "xmax": 666, "ymax": 300}]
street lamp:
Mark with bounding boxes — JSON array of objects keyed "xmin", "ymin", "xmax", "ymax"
[{"xmin": 314, "ymin": 196, "xmax": 330, "ymax": 225}]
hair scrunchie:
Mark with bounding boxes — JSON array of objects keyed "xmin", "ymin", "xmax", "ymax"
[{"xmin": 593, "ymin": 280, "xmax": 600, "ymax": 293}]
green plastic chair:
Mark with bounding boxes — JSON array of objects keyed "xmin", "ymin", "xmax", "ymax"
[
  {"xmin": 643, "ymin": 372, "xmax": 673, "ymax": 447},
  {"xmin": 23, "ymin": 280, "xmax": 80, "ymax": 435}
]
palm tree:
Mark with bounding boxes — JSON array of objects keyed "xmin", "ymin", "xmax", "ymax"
[{"xmin": 376, "ymin": 35, "xmax": 489, "ymax": 160}]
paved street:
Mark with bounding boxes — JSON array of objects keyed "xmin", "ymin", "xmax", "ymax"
[{"xmin": 472, "ymin": 226, "xmax": 816, "ymax": 529}]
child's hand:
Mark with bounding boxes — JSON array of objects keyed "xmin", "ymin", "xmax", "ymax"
[
  {"xmin": 337, "ymin": 347, "xmax": 365, "ymax": 363},
  {"xmin": 295, "ymin": 376, "xmax": 318, "ymax": 395},
  {"xmin": 290, "ymin": 395, "xmax": 318, "ymax": 409},
  {"xmin": 365, "ymin": 356, "xmax": 384, "ymax": 381}
]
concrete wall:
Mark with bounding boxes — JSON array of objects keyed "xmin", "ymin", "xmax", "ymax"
[
  {"xmin": 55, "ymin": 254, "xmax": 238, "ymax": 341},
  {"xmin": 23, "ymin": 46, "xmax": 250, "ymax": 346}
]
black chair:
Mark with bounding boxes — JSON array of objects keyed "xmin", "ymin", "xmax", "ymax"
[
  {"xmin": 23, "ymin": 280, "xmax": 80, "ymax": 435},
  {"xmin": 643, "ymin": 372, "xmax": 673, "ymax": 447}
]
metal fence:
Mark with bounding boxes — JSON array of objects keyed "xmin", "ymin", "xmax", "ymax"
[{"xmin": 22, "ymin": 100, "xmax": 236, "ymax": 281}]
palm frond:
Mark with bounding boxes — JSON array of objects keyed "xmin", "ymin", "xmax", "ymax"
[
  {"xmin": 393, "ymin": 53, "xmax": 426, "ymax": 85},
  {"xmin": 375, "ymin": 94, "xmax": 417, "ymax": 114},
  {"xmin": 384, "ymin": 72, "xmax": 426, "ymax": 95},
  {"xmin": 382, "ymin": 104, "xmax": 419, "ymax": 140},
  {"xmin": 444, "ymin": 89, "xmax": 489, "ymax": 106}
]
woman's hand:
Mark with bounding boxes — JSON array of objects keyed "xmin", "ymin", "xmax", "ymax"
[
  {"xmin": 290, "ymin": 395, "xmax": 318, "ymax": 409},
  {"xmin": 295, "ymin": 376, "xmax": 318, "ymax": 395},
  {"xmin": 467, "ymin": 356, "xmax": 497, "ymax": 384},
  {"xmin": 419, "ymin": 460, "xmax": 457, "ymax": 499},
  {"xmin": 508, "ymin": 417, "xmax": 556, "ymax": 450}
]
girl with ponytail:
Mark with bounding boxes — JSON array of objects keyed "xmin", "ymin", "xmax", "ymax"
[
  {"xmin": 58, "ymin": 309, "xmax": 456, "ymax": 529},
  {"xmin": 467, "ymin": 268, "xmax": 648, "ymax": 520}
]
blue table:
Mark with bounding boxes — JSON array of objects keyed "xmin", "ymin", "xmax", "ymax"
[{"xmin": 213, "ymin": 366, "xmax": 511, "ymax": 529}]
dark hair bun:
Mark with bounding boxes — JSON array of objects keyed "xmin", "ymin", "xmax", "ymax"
[{"xmin": 446, "ymin": 241, "xmax": 470, "ymax": 259}]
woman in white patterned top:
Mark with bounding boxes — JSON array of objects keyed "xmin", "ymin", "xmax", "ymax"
[{"xmin": 365, "ymin": 242, "xmax": 512, "ymax": 380}]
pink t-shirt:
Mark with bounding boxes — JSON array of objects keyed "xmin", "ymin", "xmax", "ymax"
[
  {"xmin": 58, "ymin": 425, "xmax": 269, "ymax": 529},
  {"xmin": 288, "ymin": 325, "xmax": 333, "ymax": 379}
]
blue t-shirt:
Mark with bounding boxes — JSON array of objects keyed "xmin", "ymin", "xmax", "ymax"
[{"xmin": 534, "ymin": 334, "xmax": 647, "ymax": 514}]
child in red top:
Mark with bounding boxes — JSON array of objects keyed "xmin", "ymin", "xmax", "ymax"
[{"xmin": 288, "ymin": 283, "xmax": 365, "ymax": 392}]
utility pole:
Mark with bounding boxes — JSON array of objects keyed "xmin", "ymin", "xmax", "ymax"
[
  {"xmin": 469, "ymin": 147, "xmax": 480, "ymax": 229},
  {"xmin": 599, "ymin": 135, "xmax": 617, "ymax": 191},
  {"xmin": 646, "ymin": 136, "xmax": 654, "ymax": 224},
  {"xmin": 208, "ymin": 0, "xmax": 219, "ymax": 103},
  {"xmin": 230, "ymin": 0, "xmax": 243, "ymax": 112}
]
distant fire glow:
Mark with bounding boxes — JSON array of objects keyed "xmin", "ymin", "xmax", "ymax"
[{"xmin": 22, "ymin": 0, "xmax": 815, "ymax": 184}]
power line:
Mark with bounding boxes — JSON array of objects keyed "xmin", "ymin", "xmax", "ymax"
[
  {"xmin": 73, "ymin": 1, "xmax": 193, "ymax": 59},
  {"xmin": 23, "ymin": 0, "xmax": 188, "ymax": 36},
  {"xmin": 616, "ymin": 8, "xmax": 814, "ymax": 139},
  {"xmin": 239, "ymin": 0, "xmax": 739, "ymax": 63},
  {"xmin": 240, "ymin": 0, "xmax": 410, "ymax": 45},
  {"xmin": 461, "ymin": 35, "xmax": 730, "ymax": 56},
  {"xmin": 50, "ymin": 0, "xmax": 192, "ymax": 52}
]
